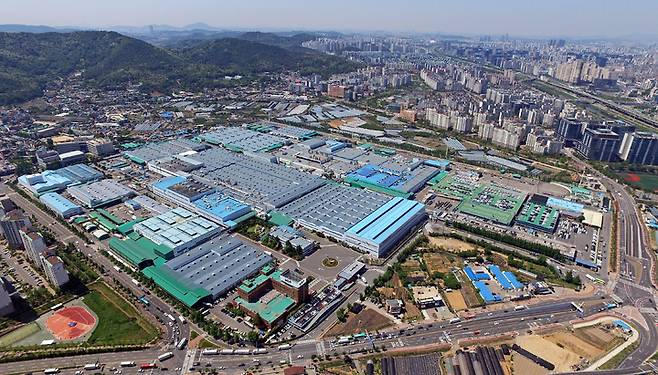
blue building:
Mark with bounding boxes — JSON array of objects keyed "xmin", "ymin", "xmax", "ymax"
[{"xmin": 39, "ymin": 192, "xmax": 83, "ymax": 218}]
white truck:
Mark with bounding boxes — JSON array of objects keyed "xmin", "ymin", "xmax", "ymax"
[
  {"xmin": 120, "ymin": 361, "xmax": 136, "ymax": 367},
  {"xmin": 277, "ymin": 344, "xmax": 292, "ymax": 350},
  {"xmin": 83, "ymin": 363, "xmax": 100, "ymax": 370}
]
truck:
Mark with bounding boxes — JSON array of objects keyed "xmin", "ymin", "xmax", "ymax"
[
  {"xmin": 449, "ymin": 317, "xmax": 461, "ymax": 324},
  {"xmin": 277, "ymin": 344, "xmax": 292, "ymax": 350},
  {"xmin": 176, "ymin": 337, "xmax": 187, "ymax": 350},
  {"xmin": 83, "ymin": 363, "xmax": 100, "ymax": 370},
  {"xmin": 158, "ymin": 352, "xmax": 174, "ymax": 362},
  {"xmin": 44, "ymin": 369, "xmax": 60, "ymax": 374},
  {"xmin": 140, "ymin": 363, "xmax": 157, "ymax": 370},
  {"xmin": 201, "ymin": 349, "xmax": 219, "ymax": 356},
  {"xmin": 514, "ymin": 305, "xmax": 527, "ymax": 311},
  {"xmin": 337, "ymin": 337, "xmax": 351, "ymax": 345},
  {"xmin": 120, "ymin": 361, "xmax": 136, "ymax": 367},
  {"xmin": 113, "ymin": 265, "xmax": 121, "ymax": 272},
  {"xmin": 178, "ymin": 315, "xmax": 186, "ymax": 324},
  {"xmin": 131, "ymin": 278, "xmax": 139, "ymax": 286},
  {"xmin": 164, "ymin": 313, "xmax": 176, "ymax": 322}
]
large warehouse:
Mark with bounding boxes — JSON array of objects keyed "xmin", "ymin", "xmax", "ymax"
[
  {"xmin": 18, "ymin": 164, "xmax": 103, "ymax": 196},
  {"xmin": 157, "ymin": 235, "xmax": 272, "ymax": 300},
  {"xmin": 39, "ymin": 192, "xmax": 83, "ymax": 218},
  {"xmin": 67, "ymin": 179, "xmax": 136, "ymax": 208},
  {"xmin": 188, "ymin": 148, "xmax": 326, "ymax": 211},
  {"xmin": 133, "ymin": 207, "xmax": 222, "ymax": 258},
  {"xmin": 345, "ymin": 197, "xmax": 426, "ymax": 257}
]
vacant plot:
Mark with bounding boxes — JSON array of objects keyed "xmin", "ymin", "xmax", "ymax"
[
  {"xmin": 428, "ymin": 236, "xmax": 478, "ymax": 253},
  {"xmin": 326, "ymin": 308, "xmax": 394, "ymax": 337},
  {"xmin": 84, "ymin": 282, "xmax": 158, "ymax": 345},
  {"xmin": 575, "ymin": 326, "xmax": 624, "ymax": 354},
  {"xmin": 512, "ymin": 352, "xmax": 548, "ymax": 375},
  {"xmin": 445, "ymin": 290, "xmax": 467, "ymax": 311},
  {"xmin": 400, "ymin": 258, "xmax": 423, "ymax": 273},
  {"xmin": 544, "ymin": 331, "xmax": 603, "ymax": 360},
  {"xmin": 423, "ymin": 252, "xmax": 462, "ymax": 274},
  {"xmin": 0, "ymin": 323, "xmax": 40, "ymax": 347},
  {"xmin": 516, "ymin": 335, "xmax": 581, "ymax": 373}
]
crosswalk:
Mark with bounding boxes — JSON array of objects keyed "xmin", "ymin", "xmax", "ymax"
[{"xmin": 315, "ymin": 342, "xmax": 326, "ymax": 357}]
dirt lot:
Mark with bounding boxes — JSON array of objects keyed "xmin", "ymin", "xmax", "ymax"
[
  {"xmin": 391, "ymin": 274, "xmax": 421, "ymax": 320},
  {"xmin": 326, "ymin": 308, "xmax": 394, "ymax": 337},
  {"xmin": 423, "ymin": 252, "xmax": 462, "ymax": 274},
  {"xmin": 515, "ymin": 326, "xmax": 623, "ymax": 373},
  {"xmin": 401, "ymin": 258, "xmax": 423, "ymax": 272},
  {"xmin": 575, "ymin": 326, "xmax": 624, "ymax": 354},
  {"xmin": 515, "ymin": 335, "xmax": 581, "ymax": 373},
  {"xmin": 512, "ymin": 352, "xmax": 548, "ymax": 375},
  {"xmin": 544, "ymin": 331, "xmax": 603, "ymax": 360},
  {"xmin": 445, "ymin": 290, "xmax": 467, "ymax": 311},
  {"xmin": 428, "ymin": 237, "xmax": 479, "ymax": 253}
]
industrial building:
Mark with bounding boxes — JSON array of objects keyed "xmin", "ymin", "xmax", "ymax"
[
  {"xmin": 67, "ymin": 179, "xmax": 135, "ymax": 208},
  {"xmin": 345, "ymin": 161, "xmax": 440, "ymax": 198},
  {"xmin": 200, "ymin": 126, "xmax": 289, "ymax": 153},
  {"xmin": 188, "ymin": 148, "xmax": 326, "ymax": 211},
  {"xmin": 515, "ymin": 197, "xmax": 560, "ymax": 233},
  {"xmin": 156, "ymin": 235, "xmax": 272, "ymax": 301},
  {"xmin": 152, "ymin": 176, "xmax": 253, "ymax": 227},
  {"xmin": 277, "ymin": 183, "xmax": 390, "ymax": 240},
  {"xmin": 123, "ymin": 138, "xmax": 208, "ymax": 164},
  {"xmin": 18, "ymin": 164, "xmax": 102, "ymax": 196},
  {"xmin": 39, "ymin": 192, "xmax": 83, "ymax": 218},
  {"xmin": 344, "ymin": 197, "xmax": 426, "ymax": 258},
  {"xmin": 133, "ymin": 207, "xmax": 221, "ymax": 258}
]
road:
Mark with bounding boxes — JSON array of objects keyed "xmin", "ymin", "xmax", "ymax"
[{"xmin": 0, "ymin": 181, "xmax": 191, "ymax": 373}]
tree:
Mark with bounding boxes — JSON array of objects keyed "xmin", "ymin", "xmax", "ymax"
[
  {"xmin": 246, "ymin": 330, "xmax": 260, "ymax": 345},
  {"xmin": 336, "ymin": 308, "xmax": 347, "ymax": 322}
]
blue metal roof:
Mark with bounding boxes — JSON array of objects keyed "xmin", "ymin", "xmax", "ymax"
[
  {"xmin": 153, "ymin": 176, "xmax": 187, "ymax": 191},
  {"xmin": 193, "ymin": 194, "xmax": 251, "ymax": 222},
  {"xmin": 464, "ymin": 266, "xmax": 490, "ymax": 281},
  {"xmin": 473, "ymin": 280, "xmax": 501, "ymax": 303},
  {"xmin": 346, "ymin": 197, "xmax": 424, "ymax": 245},
  {"xmin": 39, "ymin": 192, "xmax": 81, "ymax": 214}
]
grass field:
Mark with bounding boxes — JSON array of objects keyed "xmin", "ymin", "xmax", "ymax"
[
  {"xmin": 84, "ymin": 282, "xmax": 158, "ymax": 345},
  {"xmin": 622, "ymin": 173, "xmax": 658, "ymax": 192},
  {"xmin": 0, "ymin": 323, "xmax": 40, "ymax": 347}
]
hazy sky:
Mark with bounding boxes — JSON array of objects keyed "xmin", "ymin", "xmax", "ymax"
[{"xmin": 3, "ymin": 0, "xmax": 658, "ymax": 37}]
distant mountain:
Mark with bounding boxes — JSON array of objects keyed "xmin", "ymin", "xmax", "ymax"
[
  {"xmin": 0, "ymin": 24, "xmax": 68, "ymax": 33},
  {"xmin": 236, "ymin": 31, "xmax": 318, "ymax": 48},
  {"xmin": 0, "ymin": 31, "xmax": 360, "ymax": 105}
]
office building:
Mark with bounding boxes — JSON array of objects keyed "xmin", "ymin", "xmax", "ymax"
[
  {"xmin": 0, "ymin": 210, "xmax": 31, "ymax": 249},
  {"xmin": 619, "ymin": 132, "xmax": 658, "ymax": 165},
  {"xmin": 577, "ymin": 127, "xmax": 622, "ymax": 161},
  {"xmin": 556, "ymin": 118, "xmax": 584, "ymax": 146}
]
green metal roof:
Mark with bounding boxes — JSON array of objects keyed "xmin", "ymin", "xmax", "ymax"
[
  {"xmin": 142, "ymin": 265, "xmax": 210, "ymax": 308},
  {"xmin": 235, "ymin": 293, "xmax": 295, "ymax": 323},
  {"xmin": 268, "ymin": 211, "xmax": 294, "ymax": 226}
]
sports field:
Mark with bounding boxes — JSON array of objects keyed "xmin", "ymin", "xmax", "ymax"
[
  {"xmin": 457, "ymin": 184, "xmax": 527, "ymax": 225},
  {"xmin": 622, "ymin": 173, "xmax": 658, "ymax": 192}
]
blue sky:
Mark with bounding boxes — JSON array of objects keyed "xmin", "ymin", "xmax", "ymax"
[{"xmin": 3, "ymin": 0, "xmax": 658, "ymax": 37}]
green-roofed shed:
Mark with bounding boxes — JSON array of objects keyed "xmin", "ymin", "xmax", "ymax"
[
  {"xmin": 142, "ymin": 265, "xmax": 210, "ymax": 308},
  {"xmin": 268, "ymin": 211, "xmax": 294, "ymax": 226}
]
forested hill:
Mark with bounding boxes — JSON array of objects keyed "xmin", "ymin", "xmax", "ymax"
[{"xmin": 0, "ymin": 31, "xmax": 359, "ymax": 104}]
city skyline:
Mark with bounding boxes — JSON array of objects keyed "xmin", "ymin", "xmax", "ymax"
[{"xmin": 2, "ymin": 0, "xmax": 658, "ymax": 38}]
